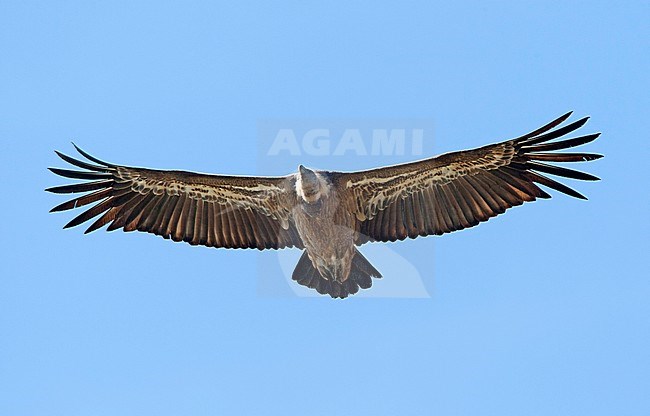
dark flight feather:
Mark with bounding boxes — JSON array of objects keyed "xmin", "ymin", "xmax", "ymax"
[
  {"xmin": 344, "ymin": 112, "xmax": 601, "ymax": 243},
  {"xmin": 47, "ymin": 146, "xmax": 302, "ymax": 250}
]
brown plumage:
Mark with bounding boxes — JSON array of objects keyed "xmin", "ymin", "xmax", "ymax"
[{"xmin": 47, "ymin": 112, "xmax": 602, "ymax": 298}]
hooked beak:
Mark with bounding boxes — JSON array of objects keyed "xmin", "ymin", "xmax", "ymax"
[{"xmin": 298, "ymin": 165, "xmax": 321, "ymax": 203}]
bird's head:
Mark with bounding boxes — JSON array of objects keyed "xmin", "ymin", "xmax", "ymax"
[{"xmin": 296, "ymin": 165, "xmax": 328, "ymax": 204}]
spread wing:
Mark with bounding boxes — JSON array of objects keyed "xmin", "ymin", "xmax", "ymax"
[
  {"xmin": 334, "ymin": 112, "xmax": 602, "ymax": 243},
  {"xmin": 47, "ymin": 145, "xmax": 302, "ymax": 250}
]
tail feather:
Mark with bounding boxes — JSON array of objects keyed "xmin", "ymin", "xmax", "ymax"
[{"xmin": 292, "ymin": 249, "xmax": 382, "ymax": 298}]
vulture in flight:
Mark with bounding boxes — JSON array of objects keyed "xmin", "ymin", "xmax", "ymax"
[{"xmin": 47, "ymin": 112, "xmax": 602, "ymax": 298}]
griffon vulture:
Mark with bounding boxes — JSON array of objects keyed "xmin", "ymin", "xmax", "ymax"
[{"xmin": 47, "ymin": 112, "xmax": 602, "ymax": 298}]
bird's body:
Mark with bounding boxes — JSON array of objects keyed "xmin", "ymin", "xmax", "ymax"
[
  {"xmin": 292, "ymin": 166, "xmax": 366, "ymax": 292},
  {"xmin": 293, "ymin": 189, "xmax": 356, "ymax": 283},
  {"xmin": 48, "ymin": 112, "xmax": 602, "ymax": 298}
]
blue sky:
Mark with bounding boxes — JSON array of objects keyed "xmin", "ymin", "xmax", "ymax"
[{"xmin": 1, "ymin": 1, "xmax": 649, "ymax": 415}]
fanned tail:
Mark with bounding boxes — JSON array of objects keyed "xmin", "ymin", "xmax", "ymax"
[{"xmin": 292, "ymin": 249, "xmax": 382, "ymax": 299}]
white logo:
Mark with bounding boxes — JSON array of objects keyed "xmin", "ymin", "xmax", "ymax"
[{"xmin": 267, "ymin": 128, "xmax": 424, "ymax": 156}]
